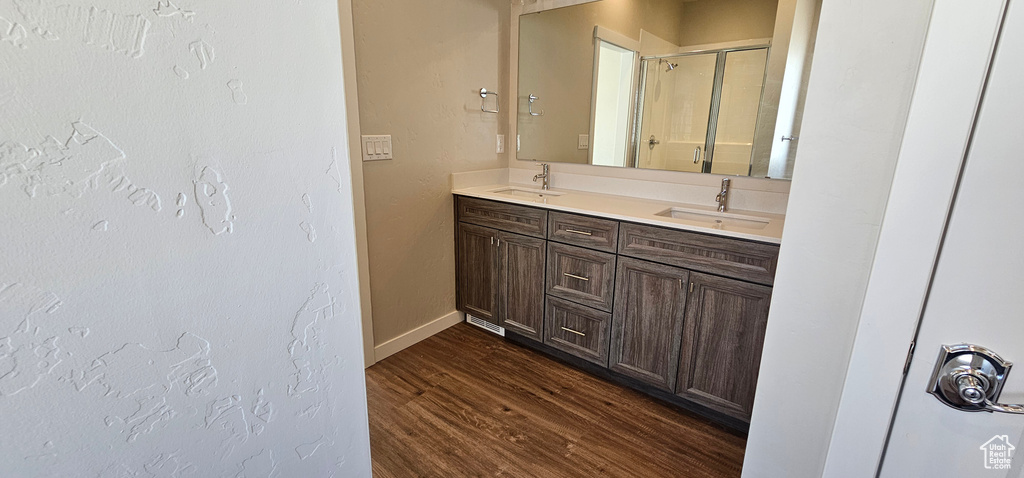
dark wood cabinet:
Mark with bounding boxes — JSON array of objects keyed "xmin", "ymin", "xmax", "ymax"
[
  {"xmin": 498, "ymin": 231, "xmax": 546, "ymax": 340},
  {"xmin": 455, "ymin": 214, "xmax": 547, "ymax": 340},
  {"xmin": 609, "ymin": 257, "xmax": 690, "ymax": 392},
  {"xmin": 455, "ymin": 195, "xmax": 780, "ymax": 427},
  {"xmin": 675, "ymin": 272, "xmax": 771, "ymax": 420},
  {"xmin": 456, "ymin": 222, "xmax": 499, "ymax": 323}
]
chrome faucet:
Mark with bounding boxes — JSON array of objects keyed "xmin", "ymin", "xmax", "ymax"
[
  {"xmin": 533, "ymin": 163, "xmax": 550, "ymax": 190},
  {"xmin": 715, "ymin": 178, "xmax": 731, "ymax": 212}
]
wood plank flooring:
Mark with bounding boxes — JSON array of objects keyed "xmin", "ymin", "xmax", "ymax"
[{"xmin": 366, "ymin": 323, "xmax": 746, "ymax": 477}]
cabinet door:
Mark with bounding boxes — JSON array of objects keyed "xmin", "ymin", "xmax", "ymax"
[
  {"xmin": 497, "ymin": 231, "xmax": 546, "ymax": 340},
  {"xmin": 675, "ymin": 272, "xmax": 771, "ymax": 420},
  {"xmin": 456, "ymin": 222, "xmax": 498, "ymax": 322},
  {"xmin": 609, "ymin": 257, "xmax": 689, "ymax": 391}
]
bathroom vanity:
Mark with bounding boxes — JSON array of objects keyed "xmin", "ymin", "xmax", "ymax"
[{"xmin": 453, "ymin": 184, "xmax": 782, "ymax": 431}]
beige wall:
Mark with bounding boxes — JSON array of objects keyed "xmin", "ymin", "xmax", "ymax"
[
  {"xmin": 679, "ymin": 0, "xmax": 779, "ymax": 47},
  {"xmin": 352, "ymin": 0, "xmax": 510, "ymax": 348},
  {"xmin": 518, "ymin": 0, "xmax": 684, "ymax": 164}
]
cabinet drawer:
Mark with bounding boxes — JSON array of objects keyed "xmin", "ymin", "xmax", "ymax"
[
  {"xmin": 457, "ymin": 196, "xmax": 547, "ymax": 238},
  {"xmin": 548, "ymin": 211, "xmax": 619, "ymax": 252},
  {"xmin": 544, "ymin": 296, "xmax": 612, "ymax": 367},
  {"xmin": 618, "ymin": 222, "xmax": 779, "ymax": 285},
  {"xmin": 546, "ymin": 242, "xmax": 616, "ymax": 312}
]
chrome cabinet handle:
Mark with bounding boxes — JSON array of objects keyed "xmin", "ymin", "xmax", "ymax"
[
  {"xmin": 693, "ymin": 146, "xmax": 702, "ymax": 164},
  {"xmin": 929, "ymin": 344, "xmax": 1024, "ymax": 414},
  {"xmin": 563, "ymin": 272, "xmax": 589, "ymax": 282},
  {"xmin": 565, "ymin": 229, "xmax": 592, "ymax": 236},
  {"xmin": 560, "ymin": 326, "xmax": 586, "ymax": 337}
]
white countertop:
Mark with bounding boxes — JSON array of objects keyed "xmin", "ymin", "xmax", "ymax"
[{"xmin": 452, "ymin": 183, "xmax": 785, "ymax": 244}]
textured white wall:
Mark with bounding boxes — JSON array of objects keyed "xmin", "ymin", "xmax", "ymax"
[{"xmin": 0, "ymin": 0, "xmax": 372, "ymax": 475}]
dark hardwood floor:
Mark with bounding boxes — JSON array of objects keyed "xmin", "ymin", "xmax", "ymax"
[{"xmin": 366, "ymin": 323, "xmax": 746, "ymax": 478}]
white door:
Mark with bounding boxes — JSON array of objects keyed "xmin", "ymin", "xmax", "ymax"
[{"xmin": 880, "ymin": 0, "xmax": 1024, "ymax": 475}]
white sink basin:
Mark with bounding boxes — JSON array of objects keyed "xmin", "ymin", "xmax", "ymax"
[
  {"xmin": 490, "ymin": 187, "xmax": 564, "ymax": 199},
  {"xmin": 655, "ymin": 207, "xmax": 770, "ymax": 230}
]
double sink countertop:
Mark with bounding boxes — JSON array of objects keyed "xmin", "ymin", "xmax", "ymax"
[{"xmin": 452, "ymin": 183, "xmax": 785, "ymax": 245}]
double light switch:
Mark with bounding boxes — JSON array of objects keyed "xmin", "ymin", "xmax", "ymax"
[{"xmin": 361, "ymin": 135, "xmax": 393, "ymax": 161}]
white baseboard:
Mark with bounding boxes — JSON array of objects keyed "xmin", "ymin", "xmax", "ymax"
[{"xmin": 372, "ymin": 310, "xmax": 464, "ymax": 362}]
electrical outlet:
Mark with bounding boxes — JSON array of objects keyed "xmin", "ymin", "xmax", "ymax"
[
  {"xmin": 361, "ymin": 135, "xmax": 393, "ymax": 161},
  {"xmin": 496, "ymin": 134, "xmax": 505, "ymax": 154},
  {"xmin": 578, "ymin": 134, "xmax": 589, "ymax": 150}
]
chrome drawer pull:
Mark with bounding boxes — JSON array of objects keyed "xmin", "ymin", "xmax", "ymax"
[
  {"xmin": 561, "ymin": 326, "xmax": 586, "ymax": 337},
  {"xmin": 565, "ymin": 229, "xmax": 592, "ymax": 236},
  {"xmin": 563, "ymin": 273, "xmax": 590, "ymax": 282}
]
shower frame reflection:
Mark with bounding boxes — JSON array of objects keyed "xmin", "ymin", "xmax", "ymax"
[{"xmin": 630, "ymin": 43, "xmax": 770, "ymax": 174}]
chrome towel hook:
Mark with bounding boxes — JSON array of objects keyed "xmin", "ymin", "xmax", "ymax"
[
  {"xmin": 479, "ymin": 88, "xmax": 499, "ymax": 114},
  {"xmin": 528, "ymin": 94, "xmax": 545, "ymax": 116}
]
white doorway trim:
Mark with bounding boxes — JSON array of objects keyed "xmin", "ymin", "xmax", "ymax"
[
  {"xmin": 593, "ymin": 25, "xmax": 641, "ymax": 52},
  {"xmin": 821, "ymin": 1, "xmax": 1007, "ymax": 476},
  {"xmin": 337, "ymin": 0, "xmax": 377, "ymax": 368}
]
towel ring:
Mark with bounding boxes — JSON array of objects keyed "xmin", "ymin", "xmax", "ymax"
[
  {"xmin": 480, "ymin": 88, "xmax": 499, "ymax": 114},
  {"xmin": 528, "ymin": 94, "xmax": 545, "ymax": 116}
]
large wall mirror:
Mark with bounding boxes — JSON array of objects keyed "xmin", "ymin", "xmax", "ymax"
[{"xmin": 516, "ymin": 0, "xmax": 821, "ymax": 180}]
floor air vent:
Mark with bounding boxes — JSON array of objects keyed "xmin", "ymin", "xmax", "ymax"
[{"xmin": 466, "ymin": 315, "xmax": 505, "ymax": 336}]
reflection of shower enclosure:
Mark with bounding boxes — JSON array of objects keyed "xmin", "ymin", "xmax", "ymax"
[{"xmin": 635, "ymin": 46, "xmax": 769, "ymax": 175}]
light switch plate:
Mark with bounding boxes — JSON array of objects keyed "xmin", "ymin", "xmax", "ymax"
[
  {"xmin": 578, "ymin": 134, "xmax": 589, "ymax": 150},
  {"xmin": 361, "ymin": 135, "xmax": 393, "ymax": 161}
]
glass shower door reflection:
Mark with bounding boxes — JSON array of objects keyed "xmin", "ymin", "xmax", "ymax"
[
  {"xmin": 711, "ymin": 48, "xmax": 769, "ymax": 175},
  {"xmin": 636, "ymin": 53, "xmax": 717, "ymax": 172}
]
